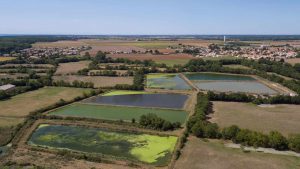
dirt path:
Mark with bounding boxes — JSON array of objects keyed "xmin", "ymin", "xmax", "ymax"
[
  {"xmin": 252, "ymin": 75, "xmax": 297, "ymax": 96},
  {"xmin": 179, "ymin": 73, "xmax": 199, "ymax": 91},
  {"xmin": 169, "ymin": 90, "xmax": 198, "ymax": 169},
  {"xmin": 225, "ymin": 143, "xmax": 300, "ymax": 158}
]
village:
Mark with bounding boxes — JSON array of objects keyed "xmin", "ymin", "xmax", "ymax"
[
  {"xmin": 178, "ymin": 42, "xmax": 298, "ymax": 60},
  {"xmin": 4, "ymin": 46, "xmax": 91, "ymax": 59}
]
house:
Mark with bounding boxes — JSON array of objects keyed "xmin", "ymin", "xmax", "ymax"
[{"xmin": 0, "ymin": 84, "xmax": 16, "ymax": 91}]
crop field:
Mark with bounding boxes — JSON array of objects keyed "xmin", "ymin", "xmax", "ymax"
[
  {"xmin": 202, "ymin": 56, "xmax": 238, "ymax": 61},
  {"xmin": 210, "ymin": 102, "xmax": 300, "ymax": 136},
  {"xmin": 0, "ymin": 73, "xmax": 29, "ymax": 79},
  {"xmin": 48, "ymin": 103, "xmax": 188, "ymax": 124},
  {"xmin": 29, "ymin": 124, "xmax": 178, "ymax": 165},
  {"xmin": 285, "ymin": 58, "xmax": 300, "ymax": 65},
  {"xmin": 102, "ymin": 90, "xmax": 150, "ymax": 96},
  {"xmin": 55, "ymin": 61, "xmax": 91, "ymax": 75},
  {"xmin": 108, "ymin": 53, "xmax": 193, "ymax": 66},
  {"xmin": 0, "ymin": 57, "xmax": 16, "ymax": 62},
  {"xmin": 146, "ymin": 73, "xmax": 191, "ymax": 90},
  {"xmin": 0, "ymin": 64, "xmax": 54, "ymax": 68},
  {"xmin": 175, "ymin": 137, "xmax": 300, "ymax": 169},
  {"xmin": 223, "ymin": 64, "xmax": 252, "ymax": 69},
  {"xmin": 53, "ymin": 75, "xmax": 133, "ymax": 87},
  {"xmin": 155, "ymin": 59, "xmax": 191, "ymax": 66},
  {"xmin": 0, "ymin": 87, "xmax": 91, "ymax": 118},
  {"xmin": 83, "ymin": 93, "xmax": 188, "ymax": 109}
]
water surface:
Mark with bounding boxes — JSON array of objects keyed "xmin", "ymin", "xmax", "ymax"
[
  {"xmin": 195, "ymin": 81, "xmax": 277, "ymax": 94},
  {"xmin": 185, "ymin": 73, "xmax": 255, "ymax": 81},
  {"xmin": 147, "ymin": 74, "xmax": 191, "ymax": 90},
  {"xmin": 29, "ymin": 125, "xmax": 177, "ymax": 165},
  {"xmin": 83, "ymin": 93, "xmax": 188, "ymax": 109}
]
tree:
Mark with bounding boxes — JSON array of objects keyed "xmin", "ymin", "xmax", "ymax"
[
  {"xmin": 191, "ymin": 121, "xmax": 205, "ymax": 137},
  {"xmin": 84, "ymin": 52, "xmax": 91, "ymax": 58},
  {"xmin": 288, "ymin": 134, "xmax": 300, "ymax": 152},
  {"xmin": 268, "ymin": 131, "xmax": 288, "ymax": 150},
  {"xmin": 222, "ymin": 125, "xmax": 240, "ymax": 140},
  {"xmin": 294, "ymin": 63, "xmax": 300, "ymax": 72},
  {"xmin": 204, "ymin": 123, "xmax": 219, "ymax": 138}
]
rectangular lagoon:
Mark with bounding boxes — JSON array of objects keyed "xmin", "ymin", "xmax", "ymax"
[
  {"xmin": 29, "ymin": 124, "xmax": 178, "ymax": 165},
  {"xmin": 49, "ymin": 103, "xmax": 188, "ymax": 124},
  {"xmin": 195, "ymin": 81, "xmax": 277, "ymax": 94},
  {"xmin": 185, "ymin": 72, "xmax": 255, "ymax": 81},
  {"xmin": 146, "ymin": 74, "xmax": 191, "ymax": 90},
  {"xmin": 82, "ymin": 93, "xmax": 188, "ymax": 109},
  {"xmin": 185, "ymin": 73, "xmax": 277, "ymax": 94}
]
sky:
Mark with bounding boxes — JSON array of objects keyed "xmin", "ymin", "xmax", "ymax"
[{"xmin": 0, "ymin": 0, "xmax": 300, "ymax": 35}]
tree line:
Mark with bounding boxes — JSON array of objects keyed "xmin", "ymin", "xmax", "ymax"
[{"xmin": 207, "ymin": 91, "xmax": 300, "ymax": 105}]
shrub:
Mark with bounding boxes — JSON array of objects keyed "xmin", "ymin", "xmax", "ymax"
[
  {"xmin": 268, "ymin": 131, "xmax": 288, "ymax": 150},
  {"xmin": 288, "ymin": 134, "xmax": 300, "ymax": 152}
]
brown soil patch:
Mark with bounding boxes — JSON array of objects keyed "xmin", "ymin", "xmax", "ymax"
[
  {"xmin": 174, "ymin": 137, "xmax": 300, "ymax": 169},
  {"xmin": 55, "ymin": 61, "xmax": 91, "ymax": 75},
  {"xmin": 286, "ymin": 58, "xmax": 300, "ymax": 65},
  {"xmin": 210, "ymin": 102, "xmax": 300, "ymax": 136},
  {"xmin": 53, "ymin": 75, "xmax": 133, "ymax": 87}
]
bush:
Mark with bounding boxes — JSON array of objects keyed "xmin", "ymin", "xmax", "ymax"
[
  {"xmin": 191, "ymin": 121, "xmax": 205, "ymax": 137},
  {"xmin": 288, "ymin": 134, "xmax": 300, "ymax": 152},
  {"xmin": 222, "ymin": 125, "xmax": 240, "ymax": 140},
  {"xmin": 268, "ymin": 131, "xmax": 288, "ymax": 150},
  {"xmin": 139, "ymin": 113, "xmax": 181, "ymax": 131}
]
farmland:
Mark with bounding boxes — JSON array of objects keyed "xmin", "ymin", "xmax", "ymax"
[
  {"xmin": 0, "ymin": 57, "xmax": 16, "ymax": 62},
  {"xmin": 48, "ymin": 103, "xmax": 188, "ymax": 124},
  {"xmin": 286, "ymin": 58, "xmax": 300, "ymax": 65},
  {"xmin": 2, "ymin": 36, "xmax": 300, "ymax": 169},
  {"xmin": 0, "ymin": 87, "xmax": 92, "ymax": 145},
  {"xmin": 55, "ymin": 61, "xmax": 91, "ymax": 75},
  {"xmin": 29, "ymin": 124, "xmax": 178, "ymax": 166},
  {"xmin": 174, "ymin": 137, "xmax": 300, "ymax": 169},
  {"xmin": 102, "ymin": 90, "xmax": 150, "ymax": 96},
  {"xmin": 210, "ymin": 102, "xmax": 300, "ymax": 136},
  {"xmin": 0, "ymin": 87, "xmax": 92, "ymax": 118},
  {"xmin": 53, "ymin": 75, "xmax": 133, "ymax": 87}
]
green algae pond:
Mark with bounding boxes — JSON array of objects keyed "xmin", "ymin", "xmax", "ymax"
[
  {"xmin": 146, "ymin": 73, "xmax": 191, "ymax": 90},
  {"xmin": 28, "ymin": 124, "xmax": 178, "ymax": 166},
  {"xmin": 48, "ymin": 103, "xmax": 188, "ymax": 124}
]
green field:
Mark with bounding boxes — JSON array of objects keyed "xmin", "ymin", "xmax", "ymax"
[
  {"xmin": 29, "ymin": 124, "xmax": 178, "ymax": 165},
  {"xmin": 48, "ymin": 103, "xmax": 188, "ymax": 124},
  {"xmin": 102, "ymin": 90, "xmax": 151, "ymax": 96},
  {"xmin": 202, "ymin": 56, "xmax": 237, "ymax": 61},
  {"xmin": 155, "ymin": 59, "xmax": 191, "ymax": 66},
  {"xmin": 223, "ymin": 64, "xmax": 252, "ymax": 69},
  {"xmin": 0, "ymin": 57, "xmax": 16, "ymax": 62}
]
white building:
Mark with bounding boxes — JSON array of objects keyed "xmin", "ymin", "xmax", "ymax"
[{"xmin": 0, "ymin": 84, "xmax": 16, "ymax": 91}]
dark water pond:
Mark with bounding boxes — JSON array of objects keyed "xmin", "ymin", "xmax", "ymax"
[
  {"xmin": 185, "ymin": 73, "xmax": 255, "ymax": 81},
  {"xmin": 83, "ymin": 93, "xmax": 188, "ymax": 109}
]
